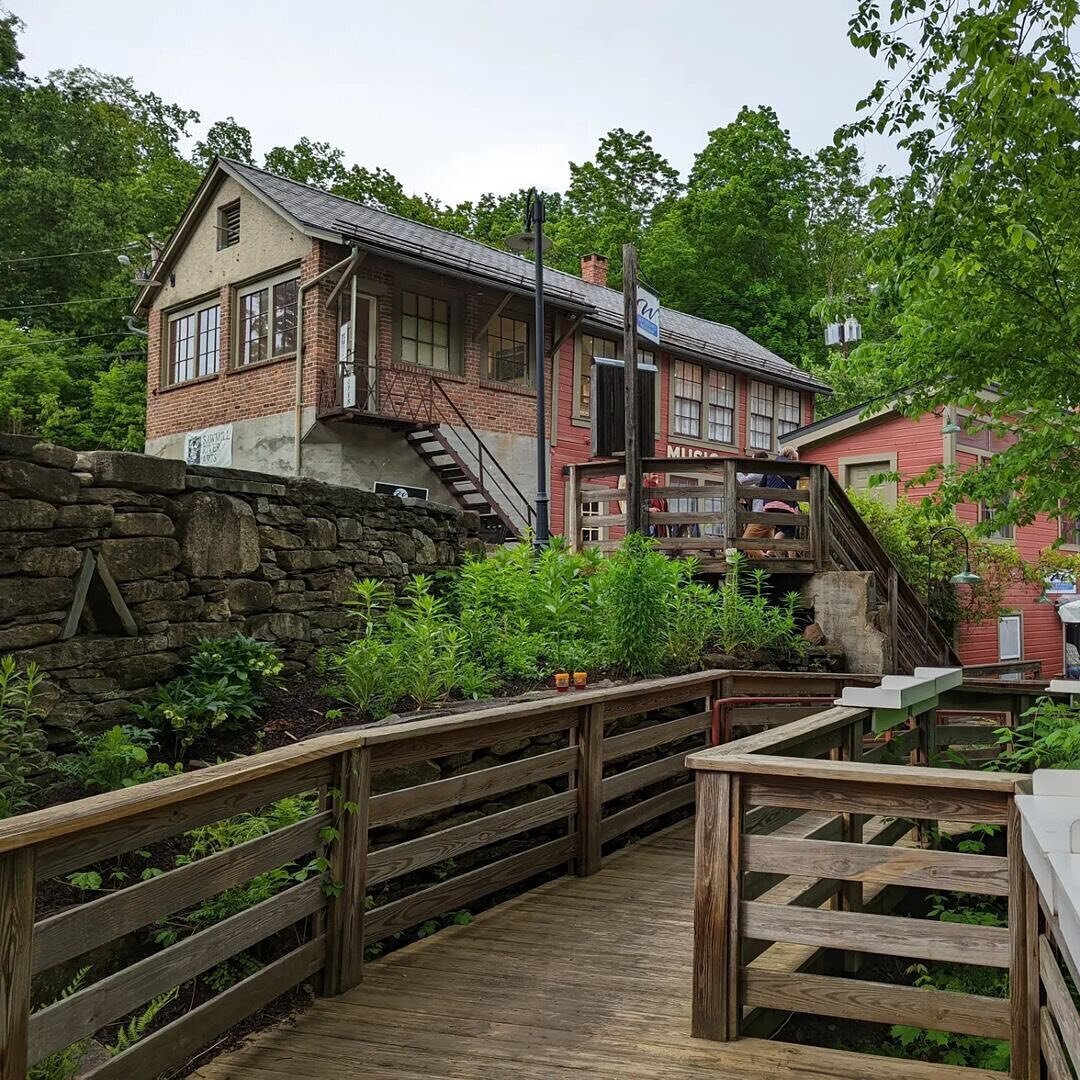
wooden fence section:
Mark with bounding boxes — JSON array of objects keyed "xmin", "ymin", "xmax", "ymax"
[
  {"xmin": 566, "ymin": 456, "xmax": 826, "ymax": 574},
  {"xmin": 1035, "ymin": 919, "xmax": 1080, "ymax": 1080},
  {"xmin": 0, "ymin": 670, "xmax": 726, "ymax": 1080},
  {"xmin": 686, "ymin": 709, "xmax": 1034, "ymax": 1078}
]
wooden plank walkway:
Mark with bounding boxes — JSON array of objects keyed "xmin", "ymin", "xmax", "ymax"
[{"xmin": 195, "ymin": 821, "xmax": 1005, "ymax": 1080}]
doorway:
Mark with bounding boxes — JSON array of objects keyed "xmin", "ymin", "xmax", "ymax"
[{"xmin": 337, "ymin": 287, "xmax": 378, "ymax": 412}]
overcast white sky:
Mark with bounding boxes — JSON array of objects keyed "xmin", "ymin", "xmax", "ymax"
[{"xmin": 18, "ymin": 0, "xmax": 902, "ymax": 203}]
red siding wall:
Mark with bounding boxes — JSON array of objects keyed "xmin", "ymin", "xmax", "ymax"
[{"xmin": 799, "ymin": 414, "xmax": 1064, "ymax": 677}]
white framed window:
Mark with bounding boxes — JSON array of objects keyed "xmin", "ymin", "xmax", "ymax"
[
  {"xmin": 581, "ymin": 500, "xmax": 603, "ymax": 542},
  {"xmin": 998, "ymin": 614, "xmax": 1022, "ymax": 662},
  {"xmin": 980, "ymin": 498, "xmax": 1014, "ymax": 540},
  {"xmin": 484, "ymin": 315, "xmax": 531, "ymax": 387},
  {"xmin": 707, "ymin": 371, "xmax": 735, "ymax": 444},
  {"xmin": 749, "ymin": 380, "xmax": 775, "ymax": 450},
  {"xmin": 235, "ymin": 270, "xmax": 299, "ymax": 367},
  {"xmin": 166, "ymin": 300, "xmax": 220, "ymax": 386},
  {"xmin": 673, "ymin": 360, "xmax": 703, "ymax": 438},
  {"xmin": 750, "ymin": 380, "xmax": 802, "ymax": 449}
]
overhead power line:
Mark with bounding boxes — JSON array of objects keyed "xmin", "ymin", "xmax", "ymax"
[
  {"xmin": 0, "ymin": 330, "xmax": 134, "ymax": 353},
  {"xmin": 0, "ymin": 245, "xmax": 140, "ymax": 265},
  {"xmin": 0, "ymin": 295, "xmax": 132, "ymax": 313}
]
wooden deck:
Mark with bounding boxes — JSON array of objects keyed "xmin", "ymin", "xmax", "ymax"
[{"xmin": 195, "ymin": 821, "xmax": 1003, "ymax": 1080}]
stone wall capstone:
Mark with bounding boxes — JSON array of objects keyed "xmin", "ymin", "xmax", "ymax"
[{"xmin": 0, "ymin": 436, "xmax": 483, "ymax": 743}]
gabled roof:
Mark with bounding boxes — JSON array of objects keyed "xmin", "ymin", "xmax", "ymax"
[
  {"xmin": 780, "ymin": 395, "xmax": 898, "ymax": 448},
  {"xmin": 138, "ymin": 158, "xmax": 830, "ymax": 394}
]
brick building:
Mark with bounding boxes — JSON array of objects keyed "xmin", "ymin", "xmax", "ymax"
[
  {"xmin": 782, "ymin": 400, "xmax": 1076, "ymax": 678},
  {"xmin": 136, "ymin": 158, "xmax": 828, "ymax": 540}
]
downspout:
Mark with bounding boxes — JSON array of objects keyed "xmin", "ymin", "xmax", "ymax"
[{"xmin": 294, "ymin": 249, "xmax": 358, "ymax": 476}]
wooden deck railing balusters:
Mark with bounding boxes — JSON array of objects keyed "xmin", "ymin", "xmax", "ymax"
[{"xmin": 576, "ymin": 702, "xmax": 605, "ymax": 876}]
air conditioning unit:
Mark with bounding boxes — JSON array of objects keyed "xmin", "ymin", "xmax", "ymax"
[{"xmin": 825, "ymin": 323, "xmax": 842, "ymax": 347}]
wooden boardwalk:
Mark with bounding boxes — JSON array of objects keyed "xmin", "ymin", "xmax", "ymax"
[{"xmin": 195, "ymin": 820, "xmax": 1003, "ymax": 1080}]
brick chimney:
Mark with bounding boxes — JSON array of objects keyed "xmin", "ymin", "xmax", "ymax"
[{"xmin": 580, "ymin": 253, "xmax": 609, "ymax": 288}]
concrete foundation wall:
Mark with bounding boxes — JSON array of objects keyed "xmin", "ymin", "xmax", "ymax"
[{"xmin": 801, "ymin": 570, "xmax": 889, "ymax": 674}]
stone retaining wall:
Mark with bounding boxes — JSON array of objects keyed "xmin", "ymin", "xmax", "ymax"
[{"xmin": 0, "ymin": 436, "xmax": 482, "ymax": 743}]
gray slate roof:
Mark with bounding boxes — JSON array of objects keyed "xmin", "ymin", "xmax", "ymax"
[{"xmin": 222, "ymin": 159, "xmax": 829, "ymax": 393}]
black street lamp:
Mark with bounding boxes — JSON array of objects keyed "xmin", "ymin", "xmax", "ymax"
[
  {"xmin": 506, "ymin": 190, "xmax": 551, "ymax": 546},
  {"xmin": 925, "ymin": 525, "xmax": 983, "ymax": 646}
]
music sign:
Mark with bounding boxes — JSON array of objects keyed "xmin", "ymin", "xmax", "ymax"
[{"xmin": 636, "ymin": 284, "xmax": 660, "ymax": 346}]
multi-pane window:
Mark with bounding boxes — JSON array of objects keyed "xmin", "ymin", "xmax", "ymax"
[
  {"xmin": 673, "ymin": 360, "xmax": 703, "ymax": 438},
  {"xmin": 666, "ymin": 475, "xmax": 725, "ymax": 538},
  {"xmin": 749, "ymin": 380, "xmax": 775, "ymax": 450},
  {"xmin": 484, "ymin": 316, "xmax": 530, "ymax": 386},
  {"xmin": 237, "ymin": 275, "xmax": 299, "ymax": 367},
  {"xmin": 577, "ymin": 334, "xmax": 618, "ymax": 418},
  {"xmin": 581, "ymin": 500, "xmax": 603, "ymax": 543},
  {"xmin": 777, "ymin": 387, "xmax": 801, "ymax": 438},
  {"xmin": 1061, "ymin": 517, "xmax": 1080, "ymax": 547},
  {"xmin": 998, "ymin": 614, "xmax": 1022, "ymax": 661},
  {"xmin": 980, "ymin": 499, "xmax": 1014, "ymax": 540},
  {"xmin": 167, "ymin": 302, "xmax": 220, "ymax": 385},
  {"xmin": 400, "ymin": 290, "xmax": 451, "ymax": 370},
  {"xmin": 708, "ymin": 371, "xmax": 735, "ymax": 444},
  {"xmin": 217, "ymin": 201, "xmax": 240, "ymax": 249}
]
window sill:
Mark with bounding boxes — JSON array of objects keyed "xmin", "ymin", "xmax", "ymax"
[
  {"xmin": 226, "ymin": 353, "xmax": 296, "ymax": 376},
  {"xmin": 665, "ymin": 433, "xmax": 739, "ymax": 454},
  {"xmin": 570, "ymin": 417, "xmax": 591, "ymax": 429},
  {"xmin": 388, "ymin": 361, "xmax": 466, "ymax": 383},
  {"xmin": 1059, "ymin": 544, "xmax": 1080, "ymax": 553},
  {"xmin": 154, "ymin": 372, "xmax": 221, "ymax": 395},
  {"xmin": 479, "ymin": 378, "xmax": 536, "ymax": 398}
]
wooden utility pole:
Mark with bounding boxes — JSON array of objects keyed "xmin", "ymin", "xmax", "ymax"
[{"xmin": 622, "ymin": 243, "xmax": 643, "ymax": 534}]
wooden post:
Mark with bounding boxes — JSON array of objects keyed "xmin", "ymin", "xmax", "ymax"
[
  {"xmin": 815, "ymin": 465, "xmax": 832, "ymax": 567},
  {"xmin": 1008, "ymin": 797, "xmax": 1040, "ymax": 1080},
  {"xmin": 0, "ymin": 849, "xmax": 34, "ymax": 1080},
  {"xmin": 725, "ymin": 776, "xmax": 743, "ymax": 1039},
  {"xmin": 567, "ymin": 466, "xmax": 583, "ymax": 552},
  {"xmin": 723, "ymin": 458, "xmax": 739, "ymax": 550},
  {"xmin": 622, "ymin": 243, "xmax": 643, "ymax": 535},
  {"xmin": 887, "ymin": 567, "xmax": 900, "ymax": 674},
  {"xmin": 841, "ymin": 719, "xmax": 865, "ymax": 974},
  {"xmin": 692, "ymin": 770, "xmax": 734, "ymax": 1040},
  {"xmin": 324, "ymin": 746, "xmax": 370, "ymax": 996},
  {"xmin": 576, "ymin": 703, "xmax": 604, "ymax": 876}
]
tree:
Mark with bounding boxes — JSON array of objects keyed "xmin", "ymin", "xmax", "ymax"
[
  {"xmin": 195, "ymin": 117, "xmax": 254, "ymax": 167},
  {"xmin": 263, "ymin": 137, "xmax": 346, "ymax": 188},
  {"xmin": 841, "ymin": 0, "xmax": 1080, "ymax": 528},
  {"xmin": 552, "ymin": 128, "xmax": 680, "ymax": 282},
  {"xmin": 643, "ymin": 107, "xmax": 816, "ymax": 360}
]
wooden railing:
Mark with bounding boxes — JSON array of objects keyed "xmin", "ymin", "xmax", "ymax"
[
  {"xmin": 566, "ymin": 456, "xmax": 828, "ymax": 574},
  {"xmin": 686, "ymin": 706, "xmax": 1034, "ymax": 1075},
  {"xmin": 0, "ymin": 671, "xmax": 735, "ymax": 1080},
  {"xmin": 964, "ymin": 659, "xmax": 1045, "ymax": 681}
]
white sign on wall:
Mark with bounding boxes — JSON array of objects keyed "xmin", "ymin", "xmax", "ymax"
[
  {"xmin": 636, "ymin": 285, "xmax": 661, "ymax": 346},
  {"xmin": 184, "ymin": 424, "xmax": 233, "ymax": 467}
]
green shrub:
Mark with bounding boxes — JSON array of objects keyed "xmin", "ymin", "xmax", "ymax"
[
  {"xmin": 0, "ymin": 655, "xmax": 52, "ymax": 818},
  {"xmin": 991, "ymin": 697, "xmax": 1080, "ymax": 772},
  {"xmin": 58, "ymin": 725, "xmax": 180, "ymax": 793},
  {"xmin": 131, "ymin": 636, "xmax": 282, "ymax": 751},
  {"xmin": 713, "ymin": 554, "xmax": 804, "ymax": 658}
]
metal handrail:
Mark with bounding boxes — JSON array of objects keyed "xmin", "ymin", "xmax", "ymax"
[{"xmin": 429, "ymin": 377, "xmax": 535, "ymax": 530}]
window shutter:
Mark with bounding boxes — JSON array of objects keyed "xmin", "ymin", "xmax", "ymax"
[
  {"xmin": 218, "ymin": 201, "xmax": 241, "ymax": 248},
  {"xmin": 590, "ymin": 358, "xmax": 656, "ymax": 458}
]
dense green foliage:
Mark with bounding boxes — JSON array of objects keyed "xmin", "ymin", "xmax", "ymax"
[
  {"xmin": 322, "ymin": 537, "xmax": 806, "ymax": 719},
  {"xmin": 993, "ymin": 697, "xmax": 1080, "ymax": 772},
  {"xmin": 839, "ymin": 0, "xmax": 1080, "ymax": 525},
  {"xmin": 0, "ymin": 655, "xmax": 49, "ymax": 818},
  {"xmin": 130, "ymin": 635, "xmax": 283, "ymax": 751}
]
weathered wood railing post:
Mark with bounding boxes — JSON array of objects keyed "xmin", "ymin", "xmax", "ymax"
[
  {"xmin": 1008, "ymin": 796, "xmax": 1040, "ymax": 1080},
  {"xmin": 0, "ymin": 848, "xmax": 34, "ymax": 1080},
  {"xmin": 567, "ymin": 464, "xmax": 582, "ymax": 553},
  {"xmin": 576, "ymin": 703, "xmax": 604, "ymax": 876},
  {"xmin": 723, "ymin": 459, "xmax": 738, "ymax": 547},
  {"xmin": 692, "ymin": 770, "xmax": 740, "ymax": 1041},
  {"xmin": 324, "ymin": 745, "xmax": 371, "ymax": 996}
]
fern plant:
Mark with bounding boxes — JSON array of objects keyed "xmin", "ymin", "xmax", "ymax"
[
  {"xmin": 28, "ymin": 968, "xmax": 90, "ymax": 1080},
  {"xmin": 108, "ymin": 988, "xmax": 178, "ymax": 1056}
]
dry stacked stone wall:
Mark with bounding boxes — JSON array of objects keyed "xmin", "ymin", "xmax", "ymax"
[{"xmin": 0, "ymin": 436, "xmax": 482, "ymax": 743}]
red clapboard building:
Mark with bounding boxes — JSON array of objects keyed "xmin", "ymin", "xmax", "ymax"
[{"xmin": 782, "ymin": 400, "xmax": 1075, "ymax": 678}]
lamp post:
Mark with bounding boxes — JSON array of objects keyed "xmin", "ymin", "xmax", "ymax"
[
  {"xmin": 506, "ymin": 190, "xmax": 550, "ymax": 546},
  {"xmin": 925, "ymin": 525, "xmax": 983, "ymax": 648}
]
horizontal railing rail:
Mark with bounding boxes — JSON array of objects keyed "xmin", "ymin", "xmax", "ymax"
[
  {"xmin": 963, "ymin": 659, "xmax": 1045, "ymax": 680},
  {"xmin": 0, "ymin": 669, "xmax": 749, "ymax": 1080}
]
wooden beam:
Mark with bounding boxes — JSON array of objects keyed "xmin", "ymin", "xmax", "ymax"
[
  {"xmin": 0, "ymin": 849, "xmax": 33, "ymax": 1080},
  {"xmin": 323, "ymin": 248, "xmax": 367, "ymax": 310},
  {"xmin": 576, "ymin": 703, "xmax": 604, "ymax": 876},
  {"xmin": 549, "ymin": 312, "xmax": 583, "ymax": 358},
  {"xmin": 61, "ymin": 549, "xmax": 96, "ymax": 640},
  {"xmin": 473, "ymin": 291, "xmax": 514, "ymax": 342}
]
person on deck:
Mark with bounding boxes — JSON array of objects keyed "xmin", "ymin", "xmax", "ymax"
[
  {"xmin": 760, "ymin": 447, "xmax": 801, "ymax": 557},
  {"xmin": 1066, "ymin": 639, "xmax": 1080, "ymax": 680},
  {"xmin": 737, "ymin": 451, "xmax": 772, "ymax": 557}
]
